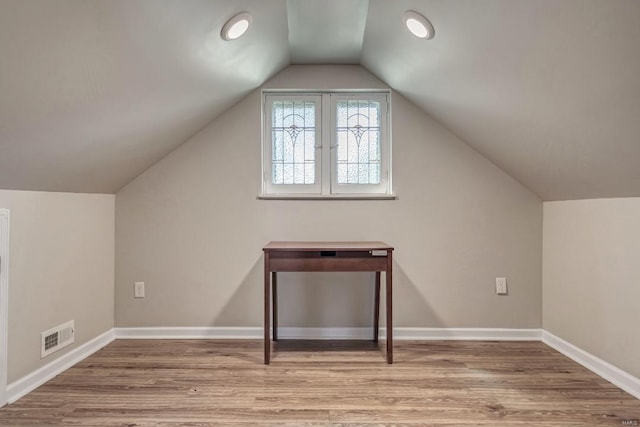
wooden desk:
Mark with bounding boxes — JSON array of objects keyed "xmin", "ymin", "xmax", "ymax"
[{"xmin": 262, "ymin": 241, "xmax": 394, "ymax": 365}]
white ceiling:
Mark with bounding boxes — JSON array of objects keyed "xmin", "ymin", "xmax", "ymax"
[
  {"xmin": 288, "ymin": 0, "xmax": 368, "ymax": 64},
  {"xmin": 1, "ymin": 0, "xmax": 639, "ymax": 200}
]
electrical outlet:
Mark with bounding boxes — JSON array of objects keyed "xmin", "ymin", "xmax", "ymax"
[
  {"xmin": 134, "ymin": 282, "xmax": 145, "ymax": 298},
  {"xmin": 496, "ymin": 277, "xmax": 508, "ymax": 295}
]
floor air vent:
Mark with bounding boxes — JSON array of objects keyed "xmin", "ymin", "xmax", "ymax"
[{"xmin": 41, "ymin": 320, "xmax": 74, "ymax": 358}]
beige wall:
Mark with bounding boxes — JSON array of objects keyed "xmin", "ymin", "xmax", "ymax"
[
  {"xmin": 115, "ymin": 65, "xmax": 542, "ymax": 330},
  {"xmin": 543, "ymin": 198, "xmax": 640, "ymax": 378},
  {"xmin": 0, "ymin": 190, "xmax": 114, "ymax": 383}
]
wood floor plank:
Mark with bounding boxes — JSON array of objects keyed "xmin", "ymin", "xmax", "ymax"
[{"xmin": 0, "ymin": 339, "xmax": 638, "ymax": 426}]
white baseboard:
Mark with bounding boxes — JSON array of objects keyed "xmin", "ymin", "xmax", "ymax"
[
  {"xmin": 114, "ymin": 326, "xmax": 542, "ymax": 341},
  {"xmin": 115, "ymin": 326, "xmax": 261, "ymax": 339},
  {"xmin": 542, "ymin": 330, "xmax": 640, "ymax": 400},
  {"xmin": 276, "ymin": 327, "xmax": 374, "ymax": 339},
  {"xmin": 279, "ymin": 327, "xmax": 542, "ymax": 341},
  {"xmin": 114, "ymin": 326, "xmax": 370, "ymax": 340},
  {"xmin": 392, "ymin": 327, "xmax": 542, "ymax": 341},
  {"xmin": 6, "ymin": 328, "xmax": 115, "ymax": 404}
]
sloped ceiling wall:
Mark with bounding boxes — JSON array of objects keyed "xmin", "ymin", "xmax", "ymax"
[
  {"xmin": 363, "ymin": 0, "xmax": 640, "ymax": 201},
  {"xmin": 0, "ymin": 0, "xmax": 289, "ymax": 193},
  {"xmin": 1, "ymin": 0, "xmax": 639, "ymax": 200}
]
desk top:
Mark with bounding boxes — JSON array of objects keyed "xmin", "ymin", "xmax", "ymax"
[{"xmin": 263, "ymin": 241, "xmax": 393, "ymax": 252}]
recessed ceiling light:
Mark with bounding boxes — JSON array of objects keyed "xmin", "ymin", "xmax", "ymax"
[
  {"xmin": 403, "ymin": 11, "xmax": 434, "ymax": 39},
  {"xmin": 221, "ymin": 12, "xmax": 252, "ymax": 41}
]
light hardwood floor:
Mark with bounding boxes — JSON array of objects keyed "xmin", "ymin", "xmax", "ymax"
[{"xmin": 0, "ymin": 339, "xmax": 638, "ymax": 426}]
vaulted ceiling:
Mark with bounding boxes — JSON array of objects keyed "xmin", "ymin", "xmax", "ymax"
[{"xmin": 1, "ymin": 0, "xmax": 639, "ymax": 200}]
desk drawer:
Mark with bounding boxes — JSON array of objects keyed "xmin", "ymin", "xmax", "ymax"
[{"xmin": 269, "ymin": 256, "xmax": 387, "ymax": 272}]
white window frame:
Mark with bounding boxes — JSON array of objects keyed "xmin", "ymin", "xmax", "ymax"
[{"xmin": 261, "ymin": 91, "xmax": 393, "ymax": 199}]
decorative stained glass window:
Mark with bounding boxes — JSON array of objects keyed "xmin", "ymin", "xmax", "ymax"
[
  {"xmin": 335, "ymin": 100, "xmax": 381, "ymax": 185},
  {"xmin": 271, "ymin": 100, "xmax": 316, "ymax": 185},
  {"xmin": 262, "ymin": 92, "xmax": 391, "ymax": 198}
]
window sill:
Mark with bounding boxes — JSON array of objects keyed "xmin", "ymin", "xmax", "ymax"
[{"xmin": 257, "ymin": 194, "xmax": 398, "ymax": 201}]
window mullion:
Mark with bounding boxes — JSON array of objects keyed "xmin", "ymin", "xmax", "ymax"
[{"xmin": 320, "ymin": 93, "xmax": 332, "ymax": 195}]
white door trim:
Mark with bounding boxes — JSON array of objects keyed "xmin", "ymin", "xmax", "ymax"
[{"xmin": 0, "ymin": 209, "xmax": 9, "ymax": 407}]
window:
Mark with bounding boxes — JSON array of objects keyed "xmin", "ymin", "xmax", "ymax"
[{"xmin": 262, "ymin": 92, "xmax": 392, "ymax": 198}]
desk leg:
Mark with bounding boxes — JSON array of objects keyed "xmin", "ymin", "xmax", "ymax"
[
  {"xmin": 272, "ymin": 272, "xmax": 278, "ymax": 342},
  {"xmin": 374, "ymin": 272, "xmax": 381, "ymax": 343},
  {"xmin": 264, "ymin": 253, "xmax": 271, "ymax": 365},
  {"xmin": 386, "ymin": 252, "xmax": 393, "ymax": 364}
]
